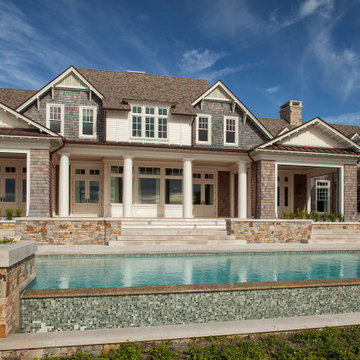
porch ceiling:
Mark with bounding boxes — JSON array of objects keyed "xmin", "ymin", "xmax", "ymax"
[{"xmin": 279, "ymin": 164, "xmax": 338, "ymax": 175}]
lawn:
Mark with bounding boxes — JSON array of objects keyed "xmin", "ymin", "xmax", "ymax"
[{"xmin": 40, "ymin": 326, "xmax": 360, "ymax": 359}]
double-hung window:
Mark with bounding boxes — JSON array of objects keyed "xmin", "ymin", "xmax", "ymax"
[
  {"xmin": 316, "ymin": 180, "xmax": 330, "ymax": 212},
  {"xmin": 80, "ymin": 106, "xmax": 97, "ymax": 138},
  {"xmin": 196, "ymin": 115, "xmax": 211, "ymax": 144},
  {"xmin": 224, "ymin": 117, "xmax": 238, "ymax": 145},
  {"xmin": 131, "ymin": 106, "xmax": 168, "ymax": 140},
  {"xmin": 47, "ymin": 104, "xmax": 64, "ymax": 135}
]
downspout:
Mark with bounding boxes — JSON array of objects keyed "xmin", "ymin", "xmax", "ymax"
[
  {"xmin": 49, "ymin": 138, "xmax": 66, "ymax": 217},
  {"xmin": 247, "ymin": 151, "xmax": 257, "ymax": 219}
]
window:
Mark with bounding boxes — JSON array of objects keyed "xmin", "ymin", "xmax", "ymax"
[
  {"xmin": 75, "ymin": 169, "xmax": 86, "ymax": 175},
  {"xmin": 224, "ymin": 117, "xmax": 238, "ymax": 145},
  {"xmin": 110, "ymin": 166, "xmax": 123, "ymax": 203},
  {"xmin": 165, "ymin": 167, "xmax": 183, "ymax": 204},
  {"xmin": 47, "ymin": 104, "xmax": 64, "ymax": 134},
  {"xmin": 80, "ymin": 106, "xmax": 97, "ymax": 138},
  {"xmin": 196, "ymin": 115, "xmax": 211, "ymax": 144},
  {"xmin": 131, "ymin": 105, "xmax": 169, "ymax": 140},
  {"xmin": 316, "ymin": 180, "xmax": 330, "ymax": 212},
  {"xmin": 89, "ymin": 169, "xmax": 100, "ymax": 175}
]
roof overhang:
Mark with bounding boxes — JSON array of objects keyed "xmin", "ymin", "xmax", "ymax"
[
  {"xmin": 0, "ymin": 102, "xmax": 61, "ymax": 138},
  {"xmin": 17, "ymin": 66, "xmax": 104, "ymax": 112},
  {"xmin": 191, "ymin": 80, "xmax": 273, "ymax": 139},
  {"xmin": 256, "ymin": 117, "xmax": 360, "ymax": 152}
]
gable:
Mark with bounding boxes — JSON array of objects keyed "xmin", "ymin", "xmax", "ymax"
[
  {"xmin": 281, "ymin": 126, "xmax": 347, "ymax": 148},
  {"xmin": 0, "ymin": 108, "xmax": 31, "ymax": 128},
  {"xmin": 205, "ymin": 86, "xmax": 232, "ymax": 101},
  {"xmin": 56, "ymin": 73, "xmax": 88, "ymax": 89}
]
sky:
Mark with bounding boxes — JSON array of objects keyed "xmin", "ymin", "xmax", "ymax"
[{"xmin": 0, "ymin": 0, "xmax": 360, "ymax": 125}]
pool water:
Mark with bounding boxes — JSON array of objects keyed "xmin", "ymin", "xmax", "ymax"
[{"xmin": 27, "ymin": 252, "xmax": 360, "ymax": 290}]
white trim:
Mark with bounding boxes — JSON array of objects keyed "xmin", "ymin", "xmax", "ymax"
[
  {"xmin": 192, "ymin": 81, "xmax": 272, "ymax": 139},
  {"xmin": 315, "ymin": 179, "xmax": 330, "ymax": 213},
  {"xmin": 258, "ymin": 117, "xmax": 360, "ymax": 151},
  {"xmin": 17, "ymin": 66, "xmax": 103, "ymax": 112},
  {"xmin": 277, "ymin": 127, "xmax": 289, "ymax": 136},
  {"xmin": 0, "ymin": 103, "xmax": 59, "ymax": 137},
  {"xmin": 79, "ymin": 105, "xmax": 97, "ymax": 139},
  {"xmin": 196, "ymin": 114, "xmax": 212, "ymax": 145},
  {"xmin": 46, "ymin": 103, "xmax": 64, "ymax": 136},
  {"xmin": 351, "ymin": 133, "xmax": 360, "ymax": 141},
  {"xmin": 223, "ymin": 116, "xmax": 239, "ymax": 146}
]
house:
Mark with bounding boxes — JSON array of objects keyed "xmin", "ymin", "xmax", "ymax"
[{"xmin": 0, "ymin": 66, "xmax": 359, "ymax": 221}]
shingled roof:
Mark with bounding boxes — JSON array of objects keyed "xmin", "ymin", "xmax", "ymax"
[
  {"xmin": 76, "ymin": 68, "xmax": 210, "ymax": 116},
  {"xmin": 257, "ymin": 117, "xmax": 293, "ymax": 136},
  {"xmin": 0, "ymin": 88, "xmax": 36, "ymax": 110}
]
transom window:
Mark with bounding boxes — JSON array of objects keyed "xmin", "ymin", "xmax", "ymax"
[
  {"xmin": 47, "ymin": 104, "xmax": 64, "ymax": 134},
  {"xmin": 139, "ymin": 167, "xmax": 160, "ymax": 175},
  {"xmin": 224, "ymin": 117, "xmax": 238, "ymax": 145},
  {"xmin": 165, "ymin": 168, "xmax": 183, "ymax": 176},
  {"xmin": 80, "ymin": 106, "xmax": 97, "ymax": 138},
  {"xmin": 316, "ymin": 180, "xmax": 330, "ymax": 213},
  {"xmin": 196, "ymin": 115, "xmax": 211, "ymax": 144},
  {"xmin": 131, "ymin": 106, "xmax": 168, "ymax": 140}
]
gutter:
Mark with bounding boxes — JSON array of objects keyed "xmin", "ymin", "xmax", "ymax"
[{"xmin": 49, "ymin": 138, "xmax": 66, "ymax": 217}]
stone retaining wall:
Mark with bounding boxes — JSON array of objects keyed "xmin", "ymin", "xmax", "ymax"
[
  {"xmin": 20, "ymin": 279, "xmax": 360, "ymax": 333},
  {"xmin": 227, "ymin": 219, "xmax": 312, "ymax": 243},
  {"xmin": 0, "ymin": 219, "xmax": 122, "ymax": 245}
]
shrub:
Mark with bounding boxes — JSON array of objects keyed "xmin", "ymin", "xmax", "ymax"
[
  {"xmin": 322, "ymin": 211, "xmax": 329, "ymax": 222},
  {"xmin": 330, "ymin": 213, "xmax": 336, "ymax": 222},
  {"xmin": 298, "ymin": 210, "xmax": 306, "ymax": 219},
  {"xmin": 282, "ymin": 212, "xmax": 289, "ymax": 219},
  {"xmin": 0, "ymin": 237, "xmax": 15, "ymax": 244},
  {"xmin": 4, "ymin": 206, "xmax": 14, "ymax": 220},
  {"xmin": 14, "ymin": 208, "xmax": 22, "ymax": 217},
  {"xmin": 337, "ymin": 212, "xmax": 344, "ymax": 222},
  {"xmin": 306, "ymin": 212, "xmax": 313, "ymax": 220},
  {"xmin": 289, "ymin": 212, "xmax": 295, "ymax": 219},
  {"xmin": 311, "ymin": 211, "xmax": 320, "ymax": 222}
]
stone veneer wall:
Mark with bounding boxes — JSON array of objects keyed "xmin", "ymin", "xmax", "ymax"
[
  {"xmin": 344, "ymin": 164, "xmax": 358, "ymax": 221},
  {"xmin": 0, "ymin": 254, "xmax": 35, "ymax": 337},
  {"xmin": 256, "ymin": 160, "xmax": 276, "ymax": 219},
  {"xmin": 227, "ymin": 220, "xmax": 312, "ymax": 243},
  {"xmin": 20, "ymin": 280, "xmax": 360, "ymax": 333},
  {"xmin": 0, "ymin": 219, "xmax": 121, "ymax": 245},
  {"xmin": 29, "ymin": 149, "xmax": 50, "ymax": 217}
]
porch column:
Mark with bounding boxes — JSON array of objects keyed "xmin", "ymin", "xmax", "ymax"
[
  {"xmin": 306, "ymin": 175, "xmax": 311, "ymax": 213},
  {"xmin": 59, "ymin": 153, "xmax": 70, "ymax": 217},
  {"xmin": 230, "ymin": 173, "xmax": 235, "ymax": 217},
  {"xmin": 123, "ymin": 156, "xmax": 133, "ymax": 218},
  {"xmin": 238, "ymin": 161, "xmax": 247, "ymax": 218},
  {"xmin": 183, "ymin": 158, "xmax": 193, "ymax": 218}
]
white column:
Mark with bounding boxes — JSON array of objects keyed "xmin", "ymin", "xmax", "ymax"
[
  {"xmin": 339, "ymin": 166, "xmax": 344, "ymax": 215},
  {"xmin": 123, "ymin": 156, "xmax": 133, "ymax": 218},
  {"xmin": 59, "ymin": 153, "xmax": 70, "ymax": 217},
  {"xmin": 238, "ymin": 161, "xmax": 247, "ymax": 218},
  {"xmin": 183, "ymin": 158, "xmax": 193, "ymax": 218},
  {"xmin": 230, "ymin": 173, "xmax": 235, "ymax": 217},
  {"xmin": 306, "ymin": 174, "xmax": 311, "ymax": 213}
]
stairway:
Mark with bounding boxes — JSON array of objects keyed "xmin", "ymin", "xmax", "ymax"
[
  {"xmin": 108, "ymin": 218, "xmax": 244, "ymax": 246},
  {"xmin": 311, "ymin": 226, "xmax": 360, "ymax": 243}
]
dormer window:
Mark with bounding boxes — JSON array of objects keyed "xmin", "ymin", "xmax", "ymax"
[
  {"xmin": 196, "ymin": 115, "xmax": 211, "ymax": 144},
  {"xmin": 131, "ymin": 105, "xmax": 168, "ymax": 140}
]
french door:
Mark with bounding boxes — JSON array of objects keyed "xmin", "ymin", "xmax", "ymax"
[
  {"xmin": 277, "ymin": 172, "xmax": 294, "ymax": 217},
  {"xmin": 71, "ymin": 167, "xmax": 102, "ymax": 216},
  {"xmin": 193, "ymin": 171, "xmax": 217, "ymax": 217}
]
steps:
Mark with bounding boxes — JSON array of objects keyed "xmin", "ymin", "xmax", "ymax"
[
  {"xmin": 311, "ymin": 227, "xmax": 360, "ymax": 243},
  {"xmin": 108, "ymin": 218, "xmax": 244, "ymax": 246}
]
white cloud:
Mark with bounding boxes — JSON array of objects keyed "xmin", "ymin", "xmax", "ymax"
[
  {"xmin": 265, "ymin": 86, "xmax": 280, "ymax": 93},
  {"xmin": 324, "ymin": 111, "xmax": 360, "ymax": 125},
  {"xmin": 299, "ymin": 0, "xmax": 334, "ymax": 18},
  {"xmin": 180, "ymin": 49, "xmax": 226, "ymax": 74}
]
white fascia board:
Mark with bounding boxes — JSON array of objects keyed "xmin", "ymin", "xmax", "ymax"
[
  {"xmin": 277, "ymin": 127, "xmax": 289, "ymax": 136},
  {"xmin": 0, "ymin": 102, "xmax": 60, "ymax": 137},
  {"xmin": 257, "ymin": 117, "xmax": 360, "ymax": 151},
  {"xmin": 351, "ymin": 132, "xmax": 360, "ymax": 141},
  {"xmin": 192, "ymin": 80, "xmax": 273, "ymax": 139},
  {"xmin": 16, "ymin": 66, "xmax": 103, "ymax": 112}
]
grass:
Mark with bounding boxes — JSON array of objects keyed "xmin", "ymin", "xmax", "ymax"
[{"xmin": 38, "ymin": 326, "xmax": 360, "ymax": 359}]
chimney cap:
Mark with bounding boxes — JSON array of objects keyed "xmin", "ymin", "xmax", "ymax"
[{"xmin": 280, "ymin": 100, "xmax": 303, "ymax": 110}]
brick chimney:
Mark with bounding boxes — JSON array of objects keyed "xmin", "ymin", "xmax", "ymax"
[{"xmin": 279, "ymin": 100, "xmax": 303, "ymax": 126}]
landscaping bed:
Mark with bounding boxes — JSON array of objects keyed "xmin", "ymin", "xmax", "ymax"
[{"xmin": 37, "ymin": 326, "xmax": 360, "ymax": 359}]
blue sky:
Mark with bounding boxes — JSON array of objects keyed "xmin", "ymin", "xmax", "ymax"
[{"xmin": 1, "ymin": 0, "xmax": 360, "ymax": 125}]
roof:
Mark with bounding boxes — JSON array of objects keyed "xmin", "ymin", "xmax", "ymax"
[
  {"xmin": 263, "ymin": 144, "xmax": 358, "ymax": 155},
  {"xmin": 76, "ymin": 68, "xmax": 210, "ymax": 116},
  {"xmin": 330, "ymin": 123, "xmax": 360, "ymax": 138},
  {"xmin": 0, "ymin": 88, "xmax": 36, "ymax": 110},
  {"xmin": 257, "ymin": 117, "xmax": 295, "ymax": 136}
]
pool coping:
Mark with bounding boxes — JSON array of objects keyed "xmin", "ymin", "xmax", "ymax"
[
  {"xmin": 22, "ymin": 277, "xmax": 360, "ymax": 299},
  {"xmin": 2, "ymin": 312, "xmax": 360, "ymax": 351}
]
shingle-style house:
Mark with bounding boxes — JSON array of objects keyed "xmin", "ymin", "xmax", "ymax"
[{"xmin": 1, "ymin": 66, "xmax": 360, "ymax": 221}]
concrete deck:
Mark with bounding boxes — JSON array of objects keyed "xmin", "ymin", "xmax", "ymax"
[
  {"xmin": 36, "ymin": 243, "xmax": 360, "ymax": 255},
  {"xmin": 2, "ymin": 313, "xmax": 360, "ymax": 351}
]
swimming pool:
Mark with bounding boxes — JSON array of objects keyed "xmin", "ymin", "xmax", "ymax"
[{"xmin": 27, "ymin": 251, "xmax": 360, "ymax": 290}]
